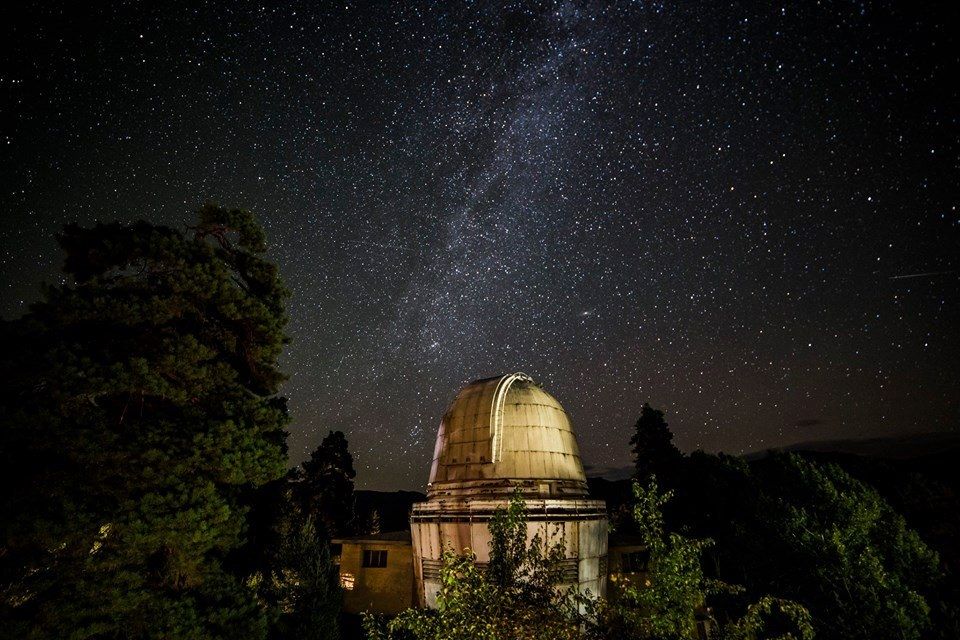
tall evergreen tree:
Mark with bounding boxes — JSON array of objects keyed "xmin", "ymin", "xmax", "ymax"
[
  {"xmin": 629, "ymin": 403, "xmax": 681, "ymax": 480},
  {"xmin": 297, "ymin": 430, "xmax": 356, "ymax": 536},
  {"xmin": 242, "ymin": 477, "xmax": 342, "ymax": 640},
  {"xmin": 0, "ymin": 205, "xmax": 290, "ymax": 639}
]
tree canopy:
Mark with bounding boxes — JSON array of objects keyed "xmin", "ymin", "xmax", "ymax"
[
  {"xmin": 664, "ymin": 450, "xmax": 952, "ymax": 640},
  {"xmin": 630, "ymin": 403, "xmax": 681, "ymax": 481},
  {"xmin": 297, "ymin": 430, "xmax": 357, "ymax": 537},
  {"xmin": 0, "ymin": 205, "xmax": 290, "ymax": 639},
  {"xmin": 600, "ymin": 478, "xmax": 717, "ymax": 640},
  {"xmin": 599, "ymin": 476, "xmax": 814, "ymax": 640},
  {"xmin": 745, "ymin": 453, "xmax": 941, "ymax": 640}
]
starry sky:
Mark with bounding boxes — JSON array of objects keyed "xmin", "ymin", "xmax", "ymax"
[{"xmin": 2, "ymin": 1, "xmax": 958, "ymax": 490}]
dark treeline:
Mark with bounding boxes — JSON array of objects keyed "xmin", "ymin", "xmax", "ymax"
[
  {"xmin": 0, "ymin": 209, "xmax": 357, "ymax": 640},
  {"xmin": 594, "ymin": 403, "xmax": 960, "ymax": 640},
  {"xmin": 1, "ymin": 210, "xmax": 957, "ymax": 640}
]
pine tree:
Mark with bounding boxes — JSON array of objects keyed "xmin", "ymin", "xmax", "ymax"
[
  {"xmin": 629, "ymin": 403, "xmax": 681, "ymax": 481},
  {"xmin": 298, "ymin": 430, "xmax": 356, "ymax": 536},
  {"xmin": 0, "ymin": 205, "xmax": 290, "ymax": 639},
  {"xmin": 366, "ymin": 509, "xmax": 382, "ymax": 535}
]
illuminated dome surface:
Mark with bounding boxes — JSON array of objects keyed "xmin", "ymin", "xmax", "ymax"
[{"xmin": 427, "ymin": 373, "xmax": 588, "ymax": 495}]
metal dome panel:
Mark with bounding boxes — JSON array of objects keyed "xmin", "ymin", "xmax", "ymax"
[{"xmin": 427, "ymin": 373, "xmax": 588, "ymax": 496}]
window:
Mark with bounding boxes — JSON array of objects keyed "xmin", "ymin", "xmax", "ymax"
[
  {"xmin": 340, "ymin": 573, "xmax": 355, "ymax": 590},
  {"xmin": 621, "ymin": 550, "xmax": 650, "ymax": 573},
  {"xmin": 362, "ymin": 549, "xmax": 388, "ymax": 568}
]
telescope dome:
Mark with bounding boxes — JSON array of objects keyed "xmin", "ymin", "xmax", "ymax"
[{"xmin": 427, "ymin": 373, "xmax": 588, "ymax": 497}]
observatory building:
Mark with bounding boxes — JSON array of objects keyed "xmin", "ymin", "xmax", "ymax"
[
  {"xmin": 332, "ymin": 373, "xmax": 640, "ymax": 616},
  {"xmin": 409, "ymin": 373, "xmax": 609, "ymax": 607}
]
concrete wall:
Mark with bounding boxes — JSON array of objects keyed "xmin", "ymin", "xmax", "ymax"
[
  {"xmin": 411, "ymin": 497, "xmax": 608, "ymax": 608},
  {"xmin": 337, "ymin": 540, "xmax": 415, "ymax": 615}
]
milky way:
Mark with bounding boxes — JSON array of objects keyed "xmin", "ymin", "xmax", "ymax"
[{"xmin": 2, "ymin": 2, "xmax": 958, "ymax": 489}]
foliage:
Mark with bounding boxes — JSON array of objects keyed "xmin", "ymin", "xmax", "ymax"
[
  {"xmin": 243, "ymin": 472, "xmax": 343, "ymax": 640},
  {"xmin": 751, "ymin": 454, "xmax": 937, "ymax": 640},
  {"xmin": 265, "ymin": 507, "xmax": 341, "ymax": 640},
  {"xmin": 599, "ymin": 478, "xmax": 718, "ymax": 640},
  {"xmin": 297, "ymin": 430, "xmax": 357, "ymax": 536},
  {"xmin": 363, "ymin": 491, "xmax": 588, "ymax": 640},
  {"xmin": 628, "ymin": 407, "xmax": 952, "ymax": 640},
  {"xmin": 629, "ymin": 404, "xmax": 681, "ymax": 481},
  {"xmin": 721, "ymin": 596, "xmax": 814, "ymax": 640},
  {"xmin": 601, "ymin": 472, "xmax": 814, "ymax": 640},
  {"xmin": 365, "ymin": 509, "xmax": 382, "ymax": 535},
  {"xmin": 0, "ymin": 205, "xmax": 290, "ymax": 639},
  {"xmin": 676, "ymin": 452, "xmax": 945, "ymax": 640}
]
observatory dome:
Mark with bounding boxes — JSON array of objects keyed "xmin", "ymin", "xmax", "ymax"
[
  {"xmin": 426, "ymin": 373, "xmax": 588, "ymax": 497},
  {"xmin": 412, "ymin": 373, "xmax": 607, "ymax": 607}
]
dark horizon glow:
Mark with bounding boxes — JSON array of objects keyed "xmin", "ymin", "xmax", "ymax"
[{"xmin": 2, "ymin": 2, "xmax": 958, "ymax": 490}]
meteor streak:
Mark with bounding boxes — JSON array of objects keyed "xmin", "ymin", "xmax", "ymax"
[{"xmin": 888, "ymin": 270, "xmax": 955, "ymax": 280}]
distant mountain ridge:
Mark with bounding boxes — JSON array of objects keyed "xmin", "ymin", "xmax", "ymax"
[
  {"xmin": 756, "ymin": 430, "xmax": 960, "ymax": 460},
  {"xmin": 352, "ymin": 432, "xmax": 960, "ymax": 529},
  {"xmin": 587, "ymin": 430, "xmax": 960, "ymax": 575},
  {"xmin": 585, "ymin": 431, "xmax": 960, "ymax": 483}
]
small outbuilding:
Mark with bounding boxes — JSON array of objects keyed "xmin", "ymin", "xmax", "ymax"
[
  {"xmin": 331, "ymin": 530, "xmax": 415, "ymax": 616},
  {"xmin": 334, "ymin": 373, "xmax": 646, "ymax": 615}
]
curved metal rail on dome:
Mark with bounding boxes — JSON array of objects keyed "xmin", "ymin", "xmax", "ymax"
[{"xmin": 489, "ymin": 372, "xmax": 533, "ymax": 463}]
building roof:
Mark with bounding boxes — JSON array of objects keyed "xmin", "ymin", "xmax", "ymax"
[
  {"xmin": 608, "ymin": 532, "xmax": 649, "ymax": 548},
  {"xmin": 427, "ymin": 373, "xmax": 588, "ymax": 494},
  {"xmin": 331, "ymin": 529, "xmax": 412, "ymax": 545}
]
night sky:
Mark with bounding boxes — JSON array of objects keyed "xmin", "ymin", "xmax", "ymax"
[{"xmin": 2, "ymin": 2, "xmax": 958, "ymax": 490}]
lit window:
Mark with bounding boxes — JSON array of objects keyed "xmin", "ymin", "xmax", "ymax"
[
  {"xmin": 362, "ymin": 549, "xmax": 388, "ymax": 568},
  {"xmin": 340, "ymin": 573, "xmax": 355, "ymax": 590}
]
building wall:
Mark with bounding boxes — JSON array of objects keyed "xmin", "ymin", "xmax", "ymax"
[
  {"xmin": 411, "ymin": 497, "xmax": 608, "ymax": 608},
  {"xmin": 606, "ymin": 544, "xmax": 650, "ymax": 602},
  {"xmin": 337, "ymin": 540, "xmax": 414, "ymax": 615}
]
